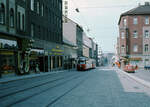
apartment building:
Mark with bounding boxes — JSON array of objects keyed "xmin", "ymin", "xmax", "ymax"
[{"xmin": 118, "ymin": 2, "xmax": 150, "ymax": 67}]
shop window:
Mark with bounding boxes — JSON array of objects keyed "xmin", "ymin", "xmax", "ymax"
[
  {"xmin": 0, "ymin": 53, "xmax": 16, "ymax": 73},
  {"xmin": 10, "ymin": 8, "xmax": 14, "ymax": 27},
  {"xmin": 0, "ymin": 3, "xmax": 5, "ymax": 24},
  {"xmin": 57, "ymin": 56, "xmax": 59, "ymax": 68},
  {"xmin": 53, "ymin": 56, "xmax": 55, "ymax": 68}
]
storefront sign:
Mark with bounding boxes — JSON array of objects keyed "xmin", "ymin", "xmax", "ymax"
[
  {"xmin": 0, "ymin": 39, "xmax": 18, "ymax": 49},
  {"xmin": 50, "ymin": 46, "xmax": 64, "ymax": 56},
  {"xmin": 129, "ymin": 58, "xmax": 142, "ymax": 61}
]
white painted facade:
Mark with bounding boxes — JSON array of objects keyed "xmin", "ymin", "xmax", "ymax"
[
  {"xmin": 82, "ymin": 32, "xmax": 92, "ymax": 58},
  {"xmin": 63, "ymin": 18, "xmax": 77, "ymax": 46},
  {"xmin": 83, "ymin": 32, "xmax": 92, "ymax": 48}
]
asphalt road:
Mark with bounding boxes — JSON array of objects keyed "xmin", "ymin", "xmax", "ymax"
[{"xmin": 0, "ymin": 67, "xmax": 150, "ymax": 107}]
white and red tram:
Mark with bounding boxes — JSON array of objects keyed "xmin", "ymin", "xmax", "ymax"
[{"xmin": 77, "ymin": 57, "xmax": 96, "ymax": 71}]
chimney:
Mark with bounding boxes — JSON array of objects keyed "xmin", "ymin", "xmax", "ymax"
[{"xmin": 145, "ymin": 2, "xmax": 150, "ymax": 6}]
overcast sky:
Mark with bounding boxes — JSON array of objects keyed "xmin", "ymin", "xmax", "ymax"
[{"xmin": 67, "ymin": 0, "xmax": 149, "ymax": 53}]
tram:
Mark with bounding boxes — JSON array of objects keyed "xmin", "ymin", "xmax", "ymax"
[{"xmin": 77, "ymin": 57, "xmax": 96, "ymax": 71}]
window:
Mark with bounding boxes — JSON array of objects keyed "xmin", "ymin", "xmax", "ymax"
[
  {"xmin": 22, "ymin": 14, "xmax": 25, "ymax": 31},
  {"xmin": 18, "ymin": 12, "xmax": 21, "ymax": 29},
  {"xmin": 145, "ymin": 16, "xmax": 149, "ymax": 25},
  {"xmin": 121, "ymin": 45, "xmax": 125, "ymax": 53},
  {"xmin": 126, "ymin": 45, "xmax": 128, "ymax": 52},
  {"xmin": 0, "ymin": 3, "xmax": 5, "ymax": 24},
  {"xmin": 10, "ymin": 8, "xmax": 14, "ymax": 27},
  {"xmin": 123, "ymin": 18, "xmax": 127, "ymax": 26},
  {"xmin": 31, "ymin": 0, "xmax": 34, "ymax": 11},
  {"xmin": 133, "ymin": 31, "xmax": 138, "ymax": 38},
  {"xmin": 31, "ymin": 24, "xmax": 34, "ymax": 37},
  {"xmin": 37, "ymin": 2, "xmax": 40, "ymax": 14},
  {"xmin": 133, "ymin": 17, "xmax": 138, "ymax": 25},
  {"xmin": 145, "ymin": 44, "xmax": 149, "ymax": 52},
  {"xmin": 133, "ymin": 44, "xmax": 138, "ymax": 52},
  {"xmin": 41, "ymin": 4, "xmax": 44, "ymax": 16},
  {"xmin": 38, "ymin": 26, "xmax": 41, "ymax": 37},
  {"xmin": 121, "ymin": 32, "xmax": 125, "ymax": 39},
  {"xmin": 145, "ymin": 30, "xmax": 149, "ymax": 38}
]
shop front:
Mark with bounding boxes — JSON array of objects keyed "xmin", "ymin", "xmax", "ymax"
[
  {"xmin": 63, "ymin": 45, "xmax": 78, "ymax": 70},
  {"xmin": 29, "ymin": 49, "xmax": 45, "ymax": 73},
  {"xmin": 0, "ymin": 38, "xmax": 18, "ymax": 77},
  {"xmin": 49, "ymin": 46, "xmax": 63, "ymax": 71}
]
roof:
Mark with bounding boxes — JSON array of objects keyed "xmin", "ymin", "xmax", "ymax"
[{"xmin": 118, "ymin": 4, "xmax": 150, "ymax": 25}]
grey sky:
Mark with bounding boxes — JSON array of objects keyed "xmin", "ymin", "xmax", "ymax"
[{"xmin": 67, "ymin": 0, "xmax": 149, "ymax": 53}]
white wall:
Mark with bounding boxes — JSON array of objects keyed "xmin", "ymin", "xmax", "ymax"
[
  {"xmin": 63, "ymin": 18, "xmax": 77, "ymax": 45},
  {"xmin": 83, "ymin": 45, "xmax": 89, "ymax": 57},
  {"xmin": 83, "ymin": 32, "xmax": 92, "ymax": 48}
]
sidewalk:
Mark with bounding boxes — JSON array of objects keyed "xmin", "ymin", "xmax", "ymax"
[
  {"xmin": 131, "ymin": 69, "xmax": 150, "ymax": 82},
  {"xmin": 0, "ymin": 69, "xmax": 76, "ymax": 84},
  {"xmin": 116, "ymin": 68, "xmax": 150, "ymax": 88}
]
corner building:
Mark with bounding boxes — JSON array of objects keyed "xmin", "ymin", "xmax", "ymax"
[{"xmin": 118, "ymin": 2, "xmax": 150, "ymax": 68}]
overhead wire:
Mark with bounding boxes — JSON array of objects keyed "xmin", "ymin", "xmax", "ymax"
[{"xmin": 70, "ymin": 0, "xmax": 91, "ymax": 35}]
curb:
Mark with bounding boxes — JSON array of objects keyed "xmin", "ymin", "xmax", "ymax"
[
  {"xmin": 0, "ymin": 69, "xmax": 75, "ymax": 84},
  {"xmin": 117, "ymin": 69, "xmax": 150, "ymax": 88}
]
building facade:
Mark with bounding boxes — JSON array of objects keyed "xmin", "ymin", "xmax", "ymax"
[
  {"xmin": 63, "ymin": 17, "xmax": 78, "ymax": 69},
  {"xmin": 0, "ymin": 0, "xmax": 28, "ymax": 76},
  {"xmin": 118, "ymin": 2, "xmax": 150, "ymax": 68},
  {"xmin": 26, "ymin": 0, "xmax": 63, "ymax": 72},
  {"xmin": 0, "ymin": 0, "xmax": 63, "ymax": 77}
]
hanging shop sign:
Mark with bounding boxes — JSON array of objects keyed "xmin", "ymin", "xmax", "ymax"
[{"xmin": 0, "ymin": 39, "xmax": 18, "ymax": 50}]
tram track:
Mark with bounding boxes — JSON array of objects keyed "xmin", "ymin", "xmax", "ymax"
[
  {"xmin": 3, "ymin": 72, "xmax": 86, "ymax": 107},
  {"xmin": 45, "ymin": 74, "xmax": 89, "ymax": 107},
  {"xmin": 0, "ymin": 72, "xmax": 79, "ymax": 99},
  {"xmin": 0, "ymin": 72, "xmax": 75, "ymax": 91}
]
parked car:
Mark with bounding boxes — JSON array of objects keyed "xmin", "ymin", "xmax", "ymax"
[{"xmin": 123, "ymin": 64, "xmax": 138, "ymax": 73}]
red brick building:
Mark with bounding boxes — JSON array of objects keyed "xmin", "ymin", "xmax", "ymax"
[{"xmin": 118, "ymin": 2, "xmax": 150, "ymax": 68}]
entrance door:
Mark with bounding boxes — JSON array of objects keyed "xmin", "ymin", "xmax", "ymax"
[
  {"xmin": 45, "ymin": 56, "xmax": 48, "ymax": 72},
  {"xmin": 38, "ymin": 56, "xmax": 44, "ymax": 72}
]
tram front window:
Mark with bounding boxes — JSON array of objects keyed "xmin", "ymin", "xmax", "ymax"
[{"xmin": 78, "ymin": 60, "xmax": 86, "ymax": 64}]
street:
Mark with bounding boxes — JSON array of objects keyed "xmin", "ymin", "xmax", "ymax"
[{"xmin": 0, "ymin": 67, "xmax": 150, "ymax": 107}]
